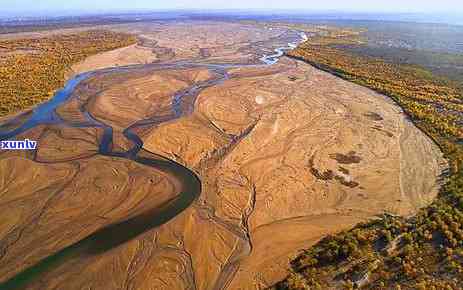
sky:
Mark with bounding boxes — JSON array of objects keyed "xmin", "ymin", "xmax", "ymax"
[{"xmin": 2, "ymin": 0, "xmax": 463, "ymax": 15}]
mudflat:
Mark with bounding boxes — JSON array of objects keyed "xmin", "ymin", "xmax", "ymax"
[{"xmin": 0, "ymin": 21, "xmax": 446, "ymax": 289}]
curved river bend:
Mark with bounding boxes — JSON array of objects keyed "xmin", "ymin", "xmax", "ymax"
[{"xmin": 0, "ymin": 32, "xmax": 306, "ymax": 290}]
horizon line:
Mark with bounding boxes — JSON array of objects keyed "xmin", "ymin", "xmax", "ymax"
[
  {"xmin": 1, "ymin": 9, "xmax": 462, "ymax": 27},
  {"xmin": 2, "ymin": 8, "xmax": 463, "ymax": 15}
]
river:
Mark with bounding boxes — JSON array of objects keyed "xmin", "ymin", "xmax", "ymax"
[{"xmin": 0, "ymin": 31, "xmax": 307, "ymax": 290}]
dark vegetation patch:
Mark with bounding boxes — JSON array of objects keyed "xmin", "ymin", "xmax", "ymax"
[
  {"xmin": 338, "ymin": 166, "xmax": 350, "ymax": 175},
  {"xmin": 372, "ymin": 126, "xmax": 394, "ymax": 137},
  {"xmin": 308, "ymin": 156, "xmax": 334, "ymax": 180},
  {"xmin": 330, "ymin": 151, "xmax": 362, "ymax": 164},
  {"xmin": 340, "ymin": 44, "xmax": 463, "ymax": 88},
  {"xmin": 310, "ymin": 168, "xmax": 335, "ymax": 181},
  {"xmin": 309, "ymin": 157, "xmax": 360, "ymax": 187},
  {"xmin": 335, "ymin": 175, "xmax": 360, "ymax": 188},
  {"xmin": 364, "ymin": 111, "xmax": 384, "ymax": 121}
]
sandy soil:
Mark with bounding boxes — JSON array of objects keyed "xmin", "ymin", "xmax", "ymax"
[
  {"xmin": 140, "ymin": 58, "xmax": 446, "ymax": 289},
  {"xmin": 107, "ymin": 21, "xmax": 295, "ymax": 63},
  {"xmin": 0, "ymin": 21, "xmax": 447, "ymax": 289},
  {"xmin": 68, "ymin": 44, "xmax": 158, "ymax": 77},
  {"xmin": 0, "ymin": 127, "xmax": 181, "ymax": 282}
]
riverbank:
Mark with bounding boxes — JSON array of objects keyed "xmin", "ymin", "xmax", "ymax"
[
  {"xmin": 67, "ymin": 43, "xmax": 158, "ymax": 79},
  {"xmin": 274, "ymin": 27, "xmax": 463, "ymax": 289},
  {"xmin": 0, "ymin": 22, "xmax": 293, "ymax": 288},
  {"xmin": 0, "ymin": 30, "xmax": 136, "ymax": 117},
  {"xmin": 0, "ymin": 21, "xmax": 450, "ymax": 290}
]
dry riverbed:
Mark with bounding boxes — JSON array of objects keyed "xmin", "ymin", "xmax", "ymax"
[{"xmin": 0, "ymin": 21, "xmax": 447, "ymax": 290}]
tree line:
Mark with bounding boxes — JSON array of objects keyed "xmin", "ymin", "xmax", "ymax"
[
  {"xmin": 0, "ymin": 30, "xmax": 137, "ymax": 117},
  {"xmin": 274, "ymin": 26, "xmax": 463, "ymax": 289}
]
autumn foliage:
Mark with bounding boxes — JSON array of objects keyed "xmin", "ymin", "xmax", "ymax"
[
  {"xmin": 274, "ymin": 28, "xmax": 463, "ymax": 289},
  {"xmin": 0, "ymin": 30, "xmax": 136, "ymax": 117}
]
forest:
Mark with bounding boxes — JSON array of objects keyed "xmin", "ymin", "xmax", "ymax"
[
  {"xmin": 0, "ymin": 30, "xmax": 136, "ymax": 117},
  {"xmin": 273, "ymin": 26, "xmax": 463, "ymax": 289}
]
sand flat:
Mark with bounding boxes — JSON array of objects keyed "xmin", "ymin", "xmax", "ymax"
[{"xmin": 0, "ymin": 21, "xmax": 447, "ymax": 290}]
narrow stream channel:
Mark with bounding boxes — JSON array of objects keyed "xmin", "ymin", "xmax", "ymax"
[{"xmin": 0, "ymin": 31, "xmax": 307, "ymax": 290}]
